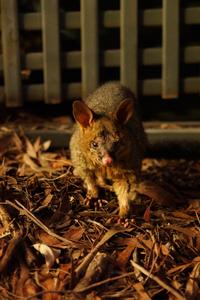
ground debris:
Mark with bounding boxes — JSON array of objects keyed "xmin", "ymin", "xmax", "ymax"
[{"xmin": 0, "ymin": 130, "xmax": 200, "ymax": 299}]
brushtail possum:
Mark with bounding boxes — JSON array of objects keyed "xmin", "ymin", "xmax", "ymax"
[{"xmin": 70, "ymin": 82, "xmax": 147, "ymax": 217}]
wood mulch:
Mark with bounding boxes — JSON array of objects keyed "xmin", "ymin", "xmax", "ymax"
[{"xmin": 0, "ymin": 128, "xmax": 199, "ymax": 300}]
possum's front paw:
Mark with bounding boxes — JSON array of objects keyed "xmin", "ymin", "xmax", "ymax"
[
  {"xmin": 117, "ymin": 217, "xmax": 135, "ymax": 228},
  {"xmin": 85, "ymin": 190, "xmax": 107, "ymax": 210},
  {"xmin": 85, "ymin": 189, "xmax": 98, "ymax": 206},
  {"xmin": 106, "ymin": 215, "xmax": 135, "ymax": 228}
]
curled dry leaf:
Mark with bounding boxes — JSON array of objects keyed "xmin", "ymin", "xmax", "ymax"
[
  {"xmin": 33, "ymin": 243, "xmax": 61, "ymax": 268},
  {"xmin": 116, "ymin": 237, "xmax": 139, "ymax": 270},
  {"xmin": 185, "ymin": 260, "xmax": 200, "ymax": 300}
]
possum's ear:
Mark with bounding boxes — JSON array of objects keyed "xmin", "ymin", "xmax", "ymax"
[
  {"xmin": 73, "ymin": 101, "xmax": 94, "ymax": 128},
  {"xmin": 115, "ymin": 99, "xmax": 134, "ymax": 124}
]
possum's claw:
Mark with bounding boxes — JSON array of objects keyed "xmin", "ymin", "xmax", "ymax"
[{"xmin": 84, "ymin": 195, "xmax": 107, "ymax": 210}]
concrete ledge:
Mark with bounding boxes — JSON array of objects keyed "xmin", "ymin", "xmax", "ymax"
[{"xmin": 24, "ymin": 124, "xmax": 200, "ymax": 157}]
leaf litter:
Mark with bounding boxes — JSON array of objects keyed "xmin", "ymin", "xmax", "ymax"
[{"xmin": 0, "ymin": 128, "xmax": 199, "ymax": 299}]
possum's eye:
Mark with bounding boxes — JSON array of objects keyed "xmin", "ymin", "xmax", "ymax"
[{"xmin": 90, "ymin": 141, "xmax": 98, "ymax": 149}]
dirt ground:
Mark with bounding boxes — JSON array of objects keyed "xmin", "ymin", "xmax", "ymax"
[{"xmin": 0, "ymin": 128, "xmax": 199, "ymax": 300}]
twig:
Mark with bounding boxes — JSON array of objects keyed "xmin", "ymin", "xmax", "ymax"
[
  {"xmin": 5, "ymin": 200, "xmax": 82, "ymax": 248},
  {"xmin": 75, "ymin": 228, "xmax": 132, "ymax": 280},
  {"xmin": 72, "ymin": 271, "xmax": 136, "ymax": 293},
  {"xmin": 130, "ymin": 260, "xmax": 186, "ymax": 300},
  {"xmin": 74, "ymin": 252, "xmax": 113, "ymax": 292},
  {"xmin": 195, "ymin": 211, "xmax": 200, "ymax": 226}
]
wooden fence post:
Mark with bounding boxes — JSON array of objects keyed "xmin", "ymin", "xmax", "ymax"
[
  {"xmin": 162, "ymin": 0, "xmax": 180, "ymax": 99},
  {"xmin": 41, "ymin": 0, "xmax": 61, "ymax": 104},
  {"xmin": 81, "ymin": 0, "xmax": 99, "ymax": 98},
  {"xmin": 1, "ymin": 0, "xmax": 22, "ymax": 107},
  {"xmin": 120, "ymin": 0, "xmax": 138, "ymax": 96}
]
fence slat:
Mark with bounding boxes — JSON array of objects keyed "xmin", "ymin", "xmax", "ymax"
[
  {"xmin": 162, "ymin": 0, "xmax": 180, "ymax": 99},
  {"xmin": 1, "ymin": 0, "xmax": 22, "ymax": 107},
  {"xmin": 81, "ymin": 0, "xmax": 99, "ymax": 98},
  {"xmin": 41, "ymin": 0, "xmax": 61, "ymax": 104},
  {"xmin": 120, "ymin": 0, "xmax": 138, "ymax": 95}
]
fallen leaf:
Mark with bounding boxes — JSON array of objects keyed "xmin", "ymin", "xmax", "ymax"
[
  {"xmin": 143, "ymin": 205, "xmax": 151, "ymax": 222},
  {"xmin": 38, "ymin": 232, "xmax": 63, "ymax": 248},
  {"xmin": 33, "ymin": 243, "xmax": 61, "ymax": 268},
  {"xmin": 64, "ymin": 227, "xmax": 85, "ymax": 241},
  {"xmin": 42, "ymin": 277, "xmax": 63, "ymax": 300},
  {"xmin": 26, "ymin": 138, "xmax": 38, "ymax": 159},
  {"xmin": 171, "ymin": 211, "xmax": 194, "ymax": 220},
  {"xmin": 133, "ymin": 282, "xmax": 152, "ymax": 300},
  {"xmin": 116, "ymin": 237, "xmax": 138, "ymax": 269},
  {"xmin": 185, "ymin": 261, "xmax": 200, "ymax": 300}
]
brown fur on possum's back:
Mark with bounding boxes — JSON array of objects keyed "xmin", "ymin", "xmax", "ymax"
[{"xmin": 70, "ymin": 82, "xmax": 147, "ymax": 217}]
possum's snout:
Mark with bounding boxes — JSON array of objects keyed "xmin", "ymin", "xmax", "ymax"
[{"xmin": 102, "ymin": 154, "xmax": 113, "ymax": 166}]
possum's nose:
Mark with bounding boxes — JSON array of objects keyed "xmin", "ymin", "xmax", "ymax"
[{"xmin": 102, "ymin": 154, "xmax": 113, "ymax": 166}]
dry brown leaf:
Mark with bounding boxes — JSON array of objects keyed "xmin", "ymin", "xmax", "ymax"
[
  {"xmin": 167, "ymin": 262, "xmax": 193, "ymax": 275},
  {"xmin": 185, "ymin": 261, "xmax": 200, "ymax": 300},
  {"xmin": 64, "ymin": 226, "xmax": 85, "ymax": 241},
  {"xmin": 161, "ymin": 244, "xmax": 170, "ymax": 256},
  {"xmin": 58, "ymin": 263, "xmax": 72, "ymax": 280},
  {"xmin": 42, "ymin": 277, "xmax": 63, "ymax": 300},
  {"xmin": 23, "ymin": 153, "xmax": 40, "ymax": 171},
  {"xmin": 23, "ymin": 278, "xmax": 39, "ymax": 299},
  {"xmin": 14, "ymin": 262, "xmax": 37, "ymax": 297},
  {"xmin": 116, "ymin": 237, "xmax": 139, "ymax": 269},
  {"xmin": 143, "ymin": 205, "xmax": 151, "ymax": 222},
  {"xmin": 12, "ymin": 131, "xmax": 24, "ymax": 150},
  {"xmin": 133, "ymin": 282, "xmax": 152, "ymax": 300},
  {"xmin": 171, "ymin": 211, "xmax": 194, "ymax": 220},
  {"xmin": 75, "ymin": 228, "xmax": 133, "ymax": 280},
  {"xmin": 26, "ymin": 138, "xmax": 38, "ymax": 159},
  {"xmin": 166, "ymin": 225, "xmax": 198, "ymax": 238},
  {"xmin": 39, "ymin": 232, "xmax": 63, "ymax": 247},
  {"xmin": 167, "ymin": 257, "xmax": 200, "ymax": 275}
]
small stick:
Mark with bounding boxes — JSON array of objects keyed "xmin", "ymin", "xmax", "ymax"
[
  {"xmin": 5, "ymin": 200, "xmax": 82, "ymax": 248},
  {"xmin": 130, "ymin": 260, "xmax": 186, "ymax": 300}
]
